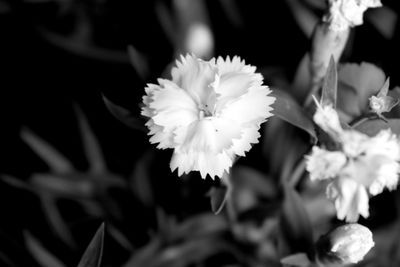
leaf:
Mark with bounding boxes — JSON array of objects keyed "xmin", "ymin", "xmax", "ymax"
[
  {"xmin": 338, "ymin": 62, "xmax": 385, "ymax": 111},
  {"xmin": 231, "ymin": 166, "xmax": 278, "ymax": 199},
  {"xmin": 354, "ymin": 118, "xmax": 400, "ymax": 136},
  {"xmin": 102, "ymin": 95, "xmax": 146, "ymax": 132},
  {"xmin": 21, "ymin": 128, "xmax": 73, "ymax": 174},
  {"xmin": 74, "ymin": 105, "xmax": 106, "ymax": 174},
  {"xmin": 25, "ymin": 232, "xmax": 66, "ymax": 267},
  {"xmin": 77, "ymin": 223, "xmax": 105, "ymax": 267},
  {"xmin": 208, "ymin": 185, "xmax": 228, "ymax": 214},
  {"xmin": 281, "ymin": 253, "xmax": 311, "ymax": 267},
  {"xmin": 377, "ymin": 77, "xmax": 390, "ymax": 97},
  {"xmin": 130, "ymin": 150, "xmax": 154, "ymax": 206},
  {"xmin": 367, "ymin": 6, "xmax": 397, "ymax": 39},
  {"xmin": 271, "ymin": 88, "xmax": 316, "ymax": 139},
  {"xmin": 281, "ymin": 184, "xmax": 314, "ymax": 256},
  {"xmin": 292, "ymin": 53, "xmax": 311, "ymax": 101},
  {"xmin": 40, "ymin": 195, "xmax": 76, "ymax": 247},
  {"xmin": 321, "ymin": 56, "xmax": 337, "ymax": 108},
  {"xmin": 127, "ymin": 45, "xmax": 149, "ymax": 80}
]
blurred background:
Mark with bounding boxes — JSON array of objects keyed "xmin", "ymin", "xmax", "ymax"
[{"xmin": 1, "ymin": 0, "xmax": 400, "ymax": 266}]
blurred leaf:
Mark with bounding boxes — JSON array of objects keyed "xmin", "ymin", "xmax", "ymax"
[
  {"xmin": 367, "ymin": 6, "xmax": 397, "ymax": 39},
  {"xmin": 102, "ymin": 96, "xmax": 146, "ymax": 132},
  {"xmin": 172, "ymin": 213, "xmax": 228, "ymax": 240},
  {"xmin": 338, "ymin": 62, "xmax": 385, "ymax": 113},
  {"xmin": 292, "ymin": 53, "xmax": 311, "ymax": 101},
  {"xmin": 122, "ymin": 238, "xmax": 161, "ymax": 267},
  {"xmin": 231, "ymin": 166, "xmax": 278, "ymax": 199},
  {"xmin": 128, "ymin": 45, "xmax": 149, "ymax": 80},
  {"xmin": 218, "ymin": 0, "xmax": 244, "ymax": 28},
  {"xmin": 286, "ymin": 0, "xmax": 318, "ymax": 38},
  {"xmin": 74, "ymin": 106, "xmax": 106, "ymax": 174},
  {"xmin": 25, "ymin": 232, "xmax": 66, "ymax": 267},
  {"xmin": 281, "ymin": 184, "xmax": 314, "ymax": 256},
  {"xmin": 1, "ymin": 175, "xmax": 31, "ymax": 191},
  {"xmin": 130, "ymin": 150, "xmax": 154, "ymax": 206},
  {"xmin": 77, "ymin": 223, "xmax": 105, "ymax": 267},
  {"xmin": 321, "ymin": 57, "xmax": 337, "ymax": 108},
  {"xmin": 107, "ymin": 224, "xmax": 133, "ymax": 251},
  {"xmin": 21, "ymin": 128, "xmax": 73, "ymax": 174},
  {"xmin": 271, "ymin": 88, "xmax": 316, "ymax": 139},
  {"xmin": 354, "ymin": 118, "xmax": 400, "ymax": 136},
  {"xmin": 280, "ymin": 252, "xmax": 311, "ymax": 267},
  {"xmin": 208, "ymin": 185, "xmax": 228, "ymax": 214},
  {"xmin": 155, "ymin": 1, "xmax": 177, "ymax": 46},
  {"xmin": 40, "ymin": 195, "xmax": 76, "ymax": 247},
  {"xmin": 32, "ymin": 174, "xmax": 93, "ymax": 198}
]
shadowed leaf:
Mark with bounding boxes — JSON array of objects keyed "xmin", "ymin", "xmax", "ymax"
[
  {"xmin": 77, "ymin": 223, "xmax": 105, "ymax": 267},
  {"xmin": 74, "ymin": 106, "xmax": 106, "ymax": 174},
  {"xmin": 128, "ymin": 45, "xmax": 149, "ymax": 80},
  {"xmin": 40, "ymin": 195, "xmax": 76, "ymax": 247},
  {"xmin": 354, "ymin": 118, "xmax": 400, "ymax": 136},
  {"xmin": 0, "ymin": 175, "xmax": 31, "ymax": 191},
  {"xmin": 321, "ymin": 56, "xmax": 337, "ymax": 108},
  {"xmin": 367, "ymin": 6, "xmax": 397, "ymax": 39},
  {"xmin": 130, "ymin": 150, "xmax": 154, "ymax": 206},
  {"xmin": 21, "ymin": 128, "xmax": 73, "ymax": 174},
  {"xmin": 271, "ymin": 88, "xmax": 316, "ymax": 139},
  {"xmin": 281, "ymin": 184, "xmax": 313, "ymax": 256},
  {"xmin": 281, "ymin": 252, "xmax": 311, "ymax": 267},
  {"xmin": 103, "ymin": 96, "xmax": 146, "ymax": 132},
  {"xmin": 209, "ymin": 185, "xmax": 228, "ymax": 214},
  {"xmin": 25, "ymin": 232, "xmax": 66, "ymax": 267}
]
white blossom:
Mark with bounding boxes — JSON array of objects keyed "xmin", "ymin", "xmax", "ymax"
[
  {"xmin": 327, "ymin": 224, "xmax": 374, "ymax": 264},
  {"xmin": 307, "ymin": 100, "xmax": 400, "ymax": 221},
  {"xmin": 142, "ymin": 54, "xmax": 275, "ymax": 178},
  {"xmin": 323, "ymin": 0, "xmax": 382, "ymax": 32},
  {"xmin": 306, "ymin": 147, "xmax": 347, "ymax": 181}
]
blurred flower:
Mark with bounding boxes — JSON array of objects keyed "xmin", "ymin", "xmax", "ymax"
[
  {"xmin": 142, "ymin": 54, "xmax": 275, "ymax": 178},
  {"xmin": 312, "ymin": 96, "xmax": 343, "ymax": 139},
  {"xmin": 316, "ymin": 223, "xmax": 374, "ymax": 264},
  {"xmin": 369, "ymin": 78, "xmax": 400, "ymax": 118},
  {"xmin": 306, "ymin": 101, "xmax": 400, "ymax": 221},
  {"xmin": 323, "ymin": 0, "xmax": 382, "ymax": 32},
  {"xmin": 306, "ymin": 146, "xmax": 347, "ymax": 181}
]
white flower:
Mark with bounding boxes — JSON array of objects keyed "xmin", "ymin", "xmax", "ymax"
[
  {"xmin": 142, "ymin": 54, "xmax": 275, "ymax": 178},
  {"xmin": 321, "ymin": 223, "xmax": 374, "ymax": 264},
  {"xmin": 308, "ymin": 98, "xmax": 400, "ymax": 221},
  {"xmin": 326, "ymin": 176, "xmax": 370, "ymax": 222},
  {"xmin": 312, "ymin": 97, "xmax": 343, "ymax": 140},
  {"xmin": 306, "ymin": 147, "xmax": 347, "ymax": 181},
  {"xmin": 323, "ymin": 0, "xmax": 382, "ymax": 32}
]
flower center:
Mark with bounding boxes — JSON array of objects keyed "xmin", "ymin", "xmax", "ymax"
[{"xmin": 198, "ymin": 104, "xmax": 213, "ymax": 119}]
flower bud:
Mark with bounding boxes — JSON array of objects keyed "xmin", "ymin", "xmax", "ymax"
[{"xmin": 316, "ymin": 224, "xmax": 374, "ymax": 265}]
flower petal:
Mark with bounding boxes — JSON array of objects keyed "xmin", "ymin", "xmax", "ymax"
[
  {"xmin": 171, "ymin": 54, "xmax": 217, "ymax": 105},
  {"xmin": 219, "ymin": 85, "xmax": 275, "ymax": 126}
]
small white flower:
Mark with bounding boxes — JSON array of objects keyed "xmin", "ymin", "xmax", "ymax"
[
  {"xmin": 324, "ymin": 0, "xmax": 382, "ymax": 32},
  {"xmin": 324, "ymin": 223, "xmax": 374, "ymax": 264},
  {"xmin": 142, "ymin": 54, "xmax": 275, "ymax": 178},
  {"xmin": 306, "ymin": 147, "xmax": 347, "ymax": 181},
  {"xmin": 326, "ymin": 176, "xmax": 370, "ymax": 222},
  {"xmin": 308, "ymin": 98, "xmax": 400, "ymax": 221},
  {"xmin": 312, "ymin": 97, "xmax": 344, "ymax": 140}
]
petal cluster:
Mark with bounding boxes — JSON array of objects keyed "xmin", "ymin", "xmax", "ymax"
[
  {"xmin": 323, "ymin": 0, "xmax": 382, "ymax": 32},
  {"xmin": 142, "ymin": 54, "xmax": 275, "ymax": 179},
  {"xmin": 306, "ymin": 102, "xmax": 400, "ymax": 222}
]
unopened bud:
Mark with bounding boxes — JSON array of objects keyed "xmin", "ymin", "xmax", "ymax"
[{"xmin": 316, "ymin": 224, "xmax": 374, "ymax": 265}]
